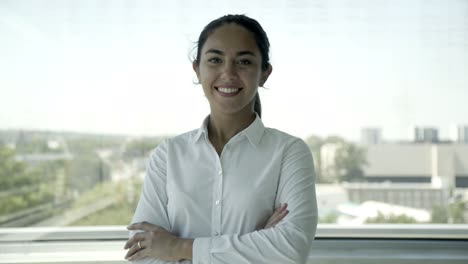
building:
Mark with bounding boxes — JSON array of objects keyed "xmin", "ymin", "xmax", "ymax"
[
  {"xmin": 413, "ymin": 126, "xmax": 439, "ymax": 143},
  {"xmin": 343, "ymin": 182, "xmax": 449, "ymax": 210},
  {"xmin": 360, "ymin": 127, "xmax": 382, "ymax": 145},
  {"xmin": 451, "ymin": 125, "xmax": 468, "ymax": 144},
  {"xmin": 362, "ymin": 143, "xmax": 468, "ymax": 188}
]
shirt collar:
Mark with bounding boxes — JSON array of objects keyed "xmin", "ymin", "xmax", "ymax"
[
  {"xmin": 193, "ymin": 115, "xmax": 210, "ymax": 143},
  {"xmin": 241, "ymin": 113, "xmax": 265, "ymax": 147},
  {"xmin": 193, "ymin": 113, "xmax": 265, "ymax": 147}
]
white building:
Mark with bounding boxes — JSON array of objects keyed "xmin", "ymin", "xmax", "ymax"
[{"xmin": 362, "ymin": 143, "xmax": 468, "ymax": 188}]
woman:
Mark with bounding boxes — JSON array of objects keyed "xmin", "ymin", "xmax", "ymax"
[{"xmin": 124, "ymin": 14, "xmax": 317, "ymax": 263}]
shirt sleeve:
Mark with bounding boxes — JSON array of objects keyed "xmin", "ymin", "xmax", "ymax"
[
  {"xmin": 192, "ymin": 139, "xmax": 318, "ymax": 264},
  {"xmin": 128, "ymin": 139, "xmax": 191, "ymax": 264}
]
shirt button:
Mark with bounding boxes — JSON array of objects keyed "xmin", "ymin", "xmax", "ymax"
[{"xmin": 215, "ymin": 200, "xmax": 220, "ymax": 205}]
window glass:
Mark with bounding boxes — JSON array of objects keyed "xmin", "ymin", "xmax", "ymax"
[{"xmin": 1, "ymin": 0, "xmax": 467, "ymax": 228}]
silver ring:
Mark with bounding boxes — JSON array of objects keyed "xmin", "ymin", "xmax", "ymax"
[{"xmin": 137, "ymin": 241, "xmax": 142, "ymax": 249}]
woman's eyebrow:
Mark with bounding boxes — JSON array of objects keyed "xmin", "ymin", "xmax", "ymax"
[
  {"xmin": 204, "ymin": 49, "xmax": 256, "ymax": 57},
  {"xmin": 237, "ymin": 51, "xmax": 256, "ymax": 57},
  {"xmin": 205, "ymin": 49, "xmax": 224, "ymax": 55}
]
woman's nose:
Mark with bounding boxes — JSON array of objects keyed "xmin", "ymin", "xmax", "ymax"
[{"xmin": 220, "ymin": 62, "xmax": 237, "ymax": 78}]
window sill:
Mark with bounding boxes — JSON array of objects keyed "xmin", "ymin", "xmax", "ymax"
[{"xmin": 1, "ymin": 225, "xmax": 467, "ymax": 264}]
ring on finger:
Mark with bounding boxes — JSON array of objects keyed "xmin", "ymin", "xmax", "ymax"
[{"xmin": 137, "ymin": 241, "xmax": 142, "ymax": 249}]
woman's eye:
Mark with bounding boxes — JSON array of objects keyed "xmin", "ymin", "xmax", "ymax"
[
  {"xmin": 238, "ymin": 59, "xmax": 252, "ymax": 65},
  {"xmin": 208, "ymin": 58, "xmax": 222, "ymax": 64}
]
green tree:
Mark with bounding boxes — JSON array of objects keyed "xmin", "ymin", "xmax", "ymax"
[
  {"xmin": 333, "ymin": 142, "xmax": 367, "ymax": 182},
  {"xmin": 305, "ymin": 135, "xmax": 324, "ymax": 182},
  {"xmin": 0, "ymin": 144, "xmax": 57, "ymax": 217},
  {"xmin": 0, "ymin": 144, "xmax": 31, "ymax": 190},
  {"xmin": 319, "ymin": 212, "xmax": 339, "ymax": 223},
  {"xmin": 431, "ymin": 200, "xmax": 467, "ymax": 224},
  {"xmin": 69, "ymin": 179, "xmax": 143, "ymax": 226},
  {"xmin": 431, "ymin": 205, "xmax": 449, "ymax": 223},
  {"xmin": 66, "ymin": 154, "xmax": 111, "ymax": 193},
  {"xmin": 449, "ymin": 200, "xmax": 467, "ymax": 223},
  {"xmin": 305, "ymin": 135, "xmax": 368, "ymax": 183},
  {"xmin": 122, "ymin": 137, "xmax": 165, "ymax": 161},
  {"xmin": 366, "ymin": 211, "xmax": 418, "ymax": 224}
]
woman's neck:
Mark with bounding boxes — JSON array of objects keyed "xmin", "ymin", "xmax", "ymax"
[{"xmin": 207, "ymin": 111, "xmax": 256, "ymax": 155}]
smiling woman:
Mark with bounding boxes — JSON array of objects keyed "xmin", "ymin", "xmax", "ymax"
[{"xmin": 124, "ymin": 14, "xmax": 317, "ymax": 263}]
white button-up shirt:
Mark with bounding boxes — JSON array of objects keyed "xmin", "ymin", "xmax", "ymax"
[{"xmin": 130, "ymin": 115, "xmax": 317, "ymax": 264}]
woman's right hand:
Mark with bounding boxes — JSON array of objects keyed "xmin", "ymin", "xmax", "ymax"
[{"xmin": 263, "ymin": 203, "xmax": 289, "ymax": 229}]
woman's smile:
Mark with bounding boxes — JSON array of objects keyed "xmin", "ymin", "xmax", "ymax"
[{"xmin": 215, "ymin": 86, "xmax": 243, "ymax": 97}]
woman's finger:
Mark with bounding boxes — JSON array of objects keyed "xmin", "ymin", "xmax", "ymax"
[
  {"xmin": 264, "ymin": 204, "xmax": 288, "ymax": 229},
  {"xmin": 125, "ymin": 241, "xmax": 143, "ymax": 260},
  {"xmin": 127, "ymin": 246, "xmax": 147, "ymax": 261},
  {"xmin": 274, "ymin": 203, "xmax": 287, "ymax": 215},
  {"xmin": 270, "ymin": 209, "xmax": 289, "ymax": 227},
  {"xmin": 270, "ymin": 204, "xmax": 287, "ymax": 220},
  {"xmin": 124, "ymin": 232, "xmax": 145, "ymax": 249}
]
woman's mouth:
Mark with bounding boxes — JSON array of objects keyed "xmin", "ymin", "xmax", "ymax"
[{"xmin": 215, "ymin": 87, "xmax": 242, "ymax": 97}]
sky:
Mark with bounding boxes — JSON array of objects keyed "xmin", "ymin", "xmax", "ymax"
[{"xmin": 1, "ymin": 0, "xmax": 467, "ymax": 141}]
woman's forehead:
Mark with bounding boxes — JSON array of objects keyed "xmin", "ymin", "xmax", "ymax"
[{"xmin": 202, "ymin": 24, "xmax": 260, "ymax": 55}]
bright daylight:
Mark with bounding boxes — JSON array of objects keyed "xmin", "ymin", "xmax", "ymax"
[
  {"xmin": 0, "ymin": 0, "xmax": 467, "ymax": 263},
  {"xmin": 1, "ymin": 0, "xmax": 467, "ymax": 228}
]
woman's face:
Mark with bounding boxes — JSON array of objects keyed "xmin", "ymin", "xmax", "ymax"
[{"xmin": 193, "ymin": 23, "xmax": 271, "ymax": 116}]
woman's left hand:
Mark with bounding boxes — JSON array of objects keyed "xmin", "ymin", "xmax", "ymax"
[
  {"xmin": 124, "ymin": 222, "xmax": 192, "ymax": 261},
  {"xmin": 263, "ymin": 203, "xmax": 289, "ymax": 229}
]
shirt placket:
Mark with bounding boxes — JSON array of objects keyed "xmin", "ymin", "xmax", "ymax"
[{"xmin": 211, "ymin": 150, "xmax": 224, "ymax": 237}]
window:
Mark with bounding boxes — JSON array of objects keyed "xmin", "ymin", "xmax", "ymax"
[{"xmin": 1, "ymin": 0, "xmax": 467, "ymax": 243}]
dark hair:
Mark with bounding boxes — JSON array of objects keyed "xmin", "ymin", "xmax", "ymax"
[{"xmin": 193, "ymin": 14, "xmax": 271, "ymax": 118}]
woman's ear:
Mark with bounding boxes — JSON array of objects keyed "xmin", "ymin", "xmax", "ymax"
[
  {"xmin": 260, "ymin": 64, "xmax": 273, "ymax": 86},
  {"xmin": 192, "ymin": 61, "xmax": 200, "ymax": 82}
]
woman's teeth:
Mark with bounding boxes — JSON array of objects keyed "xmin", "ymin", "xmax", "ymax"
[{"xmin": 218, "ymin": 87, "xmax": 240, "ymax": 94}]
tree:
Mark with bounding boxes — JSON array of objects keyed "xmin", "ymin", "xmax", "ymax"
[
  {"xmin": 365, "ymin": 211, "xmax": 418, "ymax": 224},
  {"xmin": 431, "ymin": 205, "xmax": 449, "ymax": 223},
  {"xmin": 65, "ymin": 153, "xmax": 111, "ymax": 193},
  {"xmin": 0, "ymin": 144, "xmax": 56, "ymax": 217},
  {"xmin": 305, "ymin": 135, "xmax": 368, "ymax": 183},
  {"xmin": 431, "ymin": 200, "xmax": 467, "ymax": 224},
  {"xmin": 333, "ymin": 142, "xmax": 367, "ymax": 182},
  {"xmin": 449, "ymin": 200, "xmax": 467, "ymax": 224},
  {"xmin": 319, "ymin": 212, "xmax": 339, "ymax": 224},
  {"xmin": 0, "ymin": 143, "xmax": 31, "ymax": 191},
  {"xmin": 122, "ymin": 137, "xmax": 165, "ymax": 161},
  {"xmin": 305, "ymin": 135, "xmax": 324, "ymax": 182}
]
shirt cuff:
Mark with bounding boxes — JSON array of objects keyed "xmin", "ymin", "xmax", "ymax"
[{"xmin": 192, "ymin": 237, "xmax": 212, "ymax": 264}]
